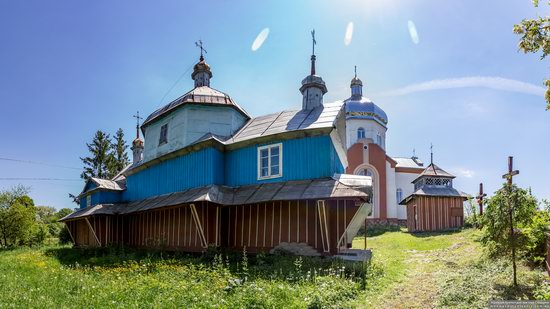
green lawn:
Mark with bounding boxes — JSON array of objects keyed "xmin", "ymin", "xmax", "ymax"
[{"xmin": 0, "ymin": 228, "xmax": 547, "ymax": 308}]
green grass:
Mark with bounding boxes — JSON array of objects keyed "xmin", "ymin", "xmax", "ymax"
[{"xmin": 0, "ymin": 228, "xmax": 547, "ymax": 308}]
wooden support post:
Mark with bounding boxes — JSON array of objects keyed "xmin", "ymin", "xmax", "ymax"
[
  {"xmin": 316, "ymin": 200, "xmax": 330, "ymax": 253},
  {"xmin": 190, "ymin": 204, "xmax": 208, "ymax": 249},
  {"xmin": 85, "ymin": 217, "xmax": 101, "ymax": 247},
  {"xmin": 65, "ymin": 222, "xmax": 75, "ymax": 244}
]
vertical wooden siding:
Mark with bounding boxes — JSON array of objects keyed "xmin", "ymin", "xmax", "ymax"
[
  {"xmin": 123, "ymin": 148, "xmax": 224, "ymax": 201},
  {"xmin": 406, "ymin": 196, "xmax": 464, "ymax": 232},
  {"xmin": 66, "ymin": 199, "xmax": 361, "ymax": 255}
]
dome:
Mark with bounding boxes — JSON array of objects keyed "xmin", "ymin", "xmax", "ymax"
[
  {"xmin": 191, "ymin": 56, "xmax": 212, "ymax": 80},
  {"xmin": 350, "ymin": 76, "xmax": 363, "ymax": 87},
  {"xmin": 344, "ymin": 96, "xmax": 388, "ymax": 127},
  {"xmin": 132, "ymin": 137, "xmax": 144, "ymax": 147}
]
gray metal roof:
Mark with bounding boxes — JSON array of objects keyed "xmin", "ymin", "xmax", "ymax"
[
  {"xmin": 399, "ymin": 186, "xmax": 469, "ymax": 205},
  {"xmin": 227, "ymin": 101, "xmax": 344, "ymax": 144},
  {"xmin": 78, "ymin": 177, "xmax": 126, "ymax": 198},
  {"xmin": 414, "ymin": 163, "xmax": 455, "ymax": 182},
  {"xmin": 393, "ymin": 157, "xmax": 424, "ymax": 169},
  {"xmin": 142, "ymin": 86, "xmax": 250, "ymax": 127},
  {"xmin": 61, "ymin": 176, "xmax": 371, "ymax": 221}
]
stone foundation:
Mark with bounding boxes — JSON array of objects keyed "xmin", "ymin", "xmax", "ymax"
[{"xmin": 366, "ymin": 218, "xmax": 407, "ymax": 227}]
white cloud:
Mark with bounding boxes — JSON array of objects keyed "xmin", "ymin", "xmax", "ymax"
[
  {"xmin": 408, "ymin": 20, "xmax": 419, "ymax": 44},
  {"xmin": 251, "ymin": 28, "xmax": 270, "ymax": 52},
  {"xmin": 452, "ymin": 167, "xmax": 475, "ymax": 178},
  {"xmin": 379, "ymin": 76, "xmax": 546, "ymax": 97},
  {"xmin": 344, "ymin": 22, "xmax": 354, "ymax": 46}
]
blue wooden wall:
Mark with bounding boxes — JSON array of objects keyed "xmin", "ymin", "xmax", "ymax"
[
  {"xmin": 123, "ymin": 147, "xmax": 224, "ymax": 201},
  {"xmin": 79, "ymin": 190, "xmax": 122, "ymax": 209},
  {"xmin": 78, "ymin": 134, "xmax": 344, "ymax": 204},
  {"xmin": 225, "ymin": 135, "xmax": 344, "ymax": 186}
]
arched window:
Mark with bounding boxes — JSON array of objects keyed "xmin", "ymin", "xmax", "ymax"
[
  {"xmin": 357, "ymin": 127, "xmax": 366, "ymax": 140},
  {"xmin": 396, "ymin": 188, "xmax": 403, "ymax": 203},
  {"xmin": 376, "ymin": 132, "xmax": 382, "ymax": 146}
]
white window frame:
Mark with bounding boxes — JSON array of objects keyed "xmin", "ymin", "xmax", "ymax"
[
  {"xmin": 357, "ymin": 127, "xmax": 366, "ymax": 140},
  {"xmin": 376, "ymin": 132, "xmax": 382, "ymax": 146},
  {"xmin": 396, "ymin": 188, "xmax": 403, "ymax": 203},
  {"xmin": 257, "ymin": 143, "xmax": 283, "ymax": 180},
  {"xmin": 86, "ymin": 195, "xmax": 91, "ymax": 208}
]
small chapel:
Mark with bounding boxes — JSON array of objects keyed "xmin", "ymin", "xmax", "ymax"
[{"xmin": 61, "ymin": 35, "xmax": 466, "ymax": 255}]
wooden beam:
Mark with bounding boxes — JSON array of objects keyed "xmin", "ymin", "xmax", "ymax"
[
  {"xmin": 65, "ymin": 222, "xmax": 75, "ymax": 244},
  {"xmin": 190, "ymin": 204, "xmax": 207, "ymax": 249},
  {"xmin": 85, "ymin": 217, "xmax": 101, "ymax": 247}
]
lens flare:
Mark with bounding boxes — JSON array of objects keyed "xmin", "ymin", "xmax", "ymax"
[
  {"xmin": 408, "ymin": 20, "xmax": 419, "ymax": 44},
  {"xmin": 251, "ymin": 28, "xmax": 270, "ymax": 51},
  {"xmin": 344, "ymin": 22, "xmax": 354, "ymax": 46}
]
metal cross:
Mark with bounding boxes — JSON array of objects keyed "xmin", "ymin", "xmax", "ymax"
[
  {"xmin": 476, "ymin": 183, "xmax": 487, "ymax": 216},
  {"xmin": 311, "ymin": 29, "xmax": 316, "ymax": 55},
  {"xmin": 430, "ymin": 143, "xmax": 434, "ymax": 164},
  {"xmin": 195, "ymin": 40, "xmax": 207, "ymax": 58},
  {"xmin": 412, "ymin": 148, "xmax": 416, "ymax": 158},
  {"xmin": 133, "ymin": 111, "xmax": 143, "ymax": 139},
  {"xmin": 354, "ymin": 65, "xmax": 357, "ymax": 78}
]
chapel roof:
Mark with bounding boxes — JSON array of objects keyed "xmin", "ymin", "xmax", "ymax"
[
  {"xmin": 399, "ymin": 186, "xmax": 468, "ymax": 205},
  {"xmin": 414, "ymin": 163, "xmax": 455, "ymax": 181},
  {"xmin": 142, "ymin": 86, "xmax": 250, "ymax": 127}
]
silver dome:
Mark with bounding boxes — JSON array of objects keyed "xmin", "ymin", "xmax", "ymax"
[{"xmin": 344, "ymin": 97, "xmax": 388, "ymax": 127}]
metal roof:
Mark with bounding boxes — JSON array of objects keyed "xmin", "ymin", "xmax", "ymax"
[
  {"xmin": 226, "ymin": 101, "xmax": 344, "ymax": 144},
  {"xmin": 414, "ymin": 163, "xmax": 455, "ymax": 182},
  {"xmin": 142, "ymin": 86, "xmax": 250, "ymax": 127},
  {"xmin": 78, "ymin": 177, "xmax": 126, "ymax": 198},
  {"xmin": 393, "ymin": 157, "xmax": 424, "ymax": 169},
  {"xmin": 61, "ymin": 176, "xmax": 371, "ymax": 221},
  {"xmin": 344, "ymin": 96, "xmax": 388, "ymax": 127},
  {"xmin": 399, "ymin": 186, "xmax": 469, "ymax": 205}
]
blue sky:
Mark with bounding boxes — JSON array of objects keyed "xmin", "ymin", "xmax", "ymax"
[{"xmin": 0, "ymin": 0, "xmax": 548, "ymax": 209}]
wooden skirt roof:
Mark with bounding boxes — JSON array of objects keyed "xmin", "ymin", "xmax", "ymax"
[{"xmin": 61, "ymin": 176, "xmax": 372, "ymax": 221}]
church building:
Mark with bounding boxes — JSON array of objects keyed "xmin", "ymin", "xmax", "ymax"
[{"xmin": 61, "ymin": 37, "xmax": 465, "ymax": 255}]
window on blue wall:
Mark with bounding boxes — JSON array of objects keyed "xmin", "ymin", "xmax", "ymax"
[
  {"xmin": 159, "ymin": 124, "xmax": 168, "ymax": 145},
  {"xmin": 86, "ymin": 195, "xmax": 91, "ymax": 208},
  {"xmin": 258, "ymin": 143, "xmax": 282, "ymax": 179},
  {"xmin": 357, "ymin": 127, "xmax": 365, "ymax": 140}
]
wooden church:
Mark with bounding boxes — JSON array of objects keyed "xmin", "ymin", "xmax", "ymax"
[{"xmin": 61, "ymin": 41, "xmax": 374, "ymax": 256}]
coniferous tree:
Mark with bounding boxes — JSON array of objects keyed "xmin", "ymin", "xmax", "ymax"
[
  {"xmin": 80, "ymin": 130, "xmax": 113, "ymax": 180},
  {"xmin": 108, "ymin": 128, "xmax": 130, "ymax": 177}
]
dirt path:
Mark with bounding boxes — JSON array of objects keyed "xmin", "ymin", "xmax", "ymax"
[{"xmin": 369, "ymin": 234, "xmax": 478, "ymax": 308}]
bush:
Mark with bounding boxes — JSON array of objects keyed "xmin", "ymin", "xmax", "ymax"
[{"xmin": 522, "ymin": 210, "xmax": 550, "ymax": 265}]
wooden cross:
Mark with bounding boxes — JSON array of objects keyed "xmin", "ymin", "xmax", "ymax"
[
  {"xmin": 133, "ymin": 111, "xmax": 143, "ymax": 139},
  {"xmin": 502, "ymin": 156, "xmax": 519, "ymax": 184},
  {"xmin": 501, "ymin": 155, "xmax": 520, "ymax": 286},
  {"xmin": 476, "ymin": 183, "xmax": 487, "ymax": 216},
  {"xmin": 195, "ymin": 40, "xmax": 207, "ymax": 59}
]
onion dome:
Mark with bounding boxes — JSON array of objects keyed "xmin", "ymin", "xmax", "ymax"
[
  {"xmin": 132, "ymin": 137, "xmax": 144, "ymax": 148},
  {"xmin": 191, "ymin": 55, "xmax": 212, "ymax": 87},
  {"xmin": 344, "ymin": 74, "xmax": 387, "ymax": 127}
]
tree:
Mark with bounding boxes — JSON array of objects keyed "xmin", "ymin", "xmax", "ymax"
[
  {"xmin": 0, "ymin": 187, "xmax": 37, "ymax": 247},
  {"xmin": 480, "ymin": 184, "xmax": 538, "ymax": 285},
  {"xmin": 513, "ymin": 0, "xmax": 550, "ymax": 109},
  {"xmin": 80, "ymin": 130, "xmax": 113, "ymax": 180},
  {"xmin": 108, "ymin": 128, "xmax": 130, "ymax": 177}
]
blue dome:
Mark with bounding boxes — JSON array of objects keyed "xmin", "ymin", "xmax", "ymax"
[{"xmin": 344, "ymin": 97, "xmax": 388, "ymax": 127}]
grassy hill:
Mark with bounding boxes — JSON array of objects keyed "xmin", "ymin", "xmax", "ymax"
[{"xmin": 0, "ymin": 228, "xmax": 547, "ymax": 308}]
